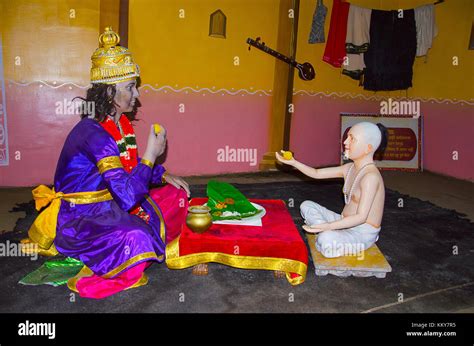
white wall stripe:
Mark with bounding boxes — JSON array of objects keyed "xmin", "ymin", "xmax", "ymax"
[{"xmin": 5, "ymin": 80, "xmax": 474, "ymax": 106}]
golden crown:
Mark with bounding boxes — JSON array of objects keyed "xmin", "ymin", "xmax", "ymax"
[{"xmin": 90, "ymin": 27, "xmax": 140, "ymax": 84}]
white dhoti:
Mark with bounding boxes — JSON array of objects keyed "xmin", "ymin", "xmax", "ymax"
[{"xmin": 300, "ymin": 200, "xmax": 380, "ymax": 258}]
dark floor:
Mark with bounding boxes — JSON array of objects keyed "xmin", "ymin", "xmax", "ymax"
[{"xmin": 0, "ymin": 171, "xmax": 473, "ymax": 313}]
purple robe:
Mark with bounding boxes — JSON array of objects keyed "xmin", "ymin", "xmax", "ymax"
[{"xmin": 53, "ymin": 117, "xmax": 167, "ymax": 277}]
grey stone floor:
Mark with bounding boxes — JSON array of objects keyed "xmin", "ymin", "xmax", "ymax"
[{"xmin": 0, "ymin": 170, "xmax": 473, "ymax": 313}]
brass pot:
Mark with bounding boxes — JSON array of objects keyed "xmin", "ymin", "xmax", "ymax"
[{"xmin": 186, "ymin": 205, "xmax": 213, "ymax": 234}]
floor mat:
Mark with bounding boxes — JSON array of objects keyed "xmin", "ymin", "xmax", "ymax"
[{"xmin": 1, "ymin": 180, "xmax": 473, "ymax": 313}]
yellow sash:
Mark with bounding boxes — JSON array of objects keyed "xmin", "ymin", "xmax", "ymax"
[{"xmin": 24, "ymin": 185, "xmax": 113, "ymax": 256}]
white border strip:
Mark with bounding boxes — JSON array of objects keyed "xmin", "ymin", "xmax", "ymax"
[
  {"xmin": 5, "ymin": 80, "xmax": 474, "ymax": 105},
  {"xmin": 140, "ymin": 84, "xmax": 272, "ymax": 96}
]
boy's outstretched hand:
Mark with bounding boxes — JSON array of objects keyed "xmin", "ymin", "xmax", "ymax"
[{"xmin": 275, "ymin": 150, "xmax": 297, "ymax": 166}]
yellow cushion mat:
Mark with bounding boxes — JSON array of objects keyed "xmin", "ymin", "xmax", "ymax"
[{"xmin": 307, "ymin": 234, "xmax": 392, "ymax": 278}]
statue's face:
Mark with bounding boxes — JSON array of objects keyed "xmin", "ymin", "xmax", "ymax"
[
  {"xmin": 113, "ymin": 79, "xmax": 139, "ymax": 113},
  {"xmin": 343, "ymin": 125, "xmax": 370, "ymax": 160}
]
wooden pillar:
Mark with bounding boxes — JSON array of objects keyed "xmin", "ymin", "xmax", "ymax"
[
  {"xmin": 119, "ymin": 0, "xmax": 129, "ymax": 47},
  {"xmin": 99, "ymin": 0, "xmax": 129, "ymax": 47},
  {"xmin": 259, "ymin": 0, "xmax": 299, "ymax": 171}
]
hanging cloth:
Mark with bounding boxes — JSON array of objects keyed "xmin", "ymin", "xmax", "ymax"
[
  {"xmin": 342, "ymin": 4, "xmax": 371, "ymax": 81},
  {"xmin": 309, "ymin": 0, "xmax": 328, "ymax": 43},
  {"xmin": 414, "ymin": 4, "xmax": 438, "ymax": 57},
  {"xmin": 322, "ymin": 0, "xmax": 350, "ymax": 67},
  {"xmin": 363, "ymin": 9, "xmax": 417, "ymax": 91}
]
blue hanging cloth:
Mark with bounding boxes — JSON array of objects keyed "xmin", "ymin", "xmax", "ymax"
[{"xmin": 309, "ymin": 0, "xmax": 328, "ymax": 43}]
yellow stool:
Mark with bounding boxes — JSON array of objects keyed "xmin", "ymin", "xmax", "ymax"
[{"xmin": 307, "ymin": 234, "xmax": 392, "ymax": 278}]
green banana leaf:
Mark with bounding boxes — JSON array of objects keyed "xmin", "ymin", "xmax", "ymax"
[{"xmin": 206, "ymin": 180, "xmax": 262, "ymax": 220}]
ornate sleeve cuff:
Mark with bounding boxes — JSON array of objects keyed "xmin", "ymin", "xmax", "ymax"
[{"xmin": 140, "ymin": 158, "xmax": 154, "ymax": 169}]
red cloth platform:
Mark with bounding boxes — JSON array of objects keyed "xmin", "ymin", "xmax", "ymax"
[{"xmin": 166, "ymin": 198, "xmax": 308, "ymax": 285}]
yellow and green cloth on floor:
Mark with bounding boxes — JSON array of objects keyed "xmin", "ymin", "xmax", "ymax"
[{"xmin": 19, "ymin": 257, "xmax": 84, "ymax": 287}]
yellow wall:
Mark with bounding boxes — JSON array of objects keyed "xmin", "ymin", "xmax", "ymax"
[
  {"xmin": 295, "ymin": 0, "xmax": 474, "ymax": 100},
  {"xmin": 1, "ymin": 0, "xmax": 472, "ymax": 100},
  {"xmin": 129, "ymin": 0, "xmax": 279, "ymax": 91},
  {"xmin": 1, "ymin": 0, "xmax": 99, "ymax": 84},
  {"xmin": 0, "ymin": 1, "xmax": 3, "ymax": 38}
]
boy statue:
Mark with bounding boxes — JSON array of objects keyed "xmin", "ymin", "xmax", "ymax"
[{"xmin": 276, "ymin": 122, "xmax": 387, "ymax": 258}]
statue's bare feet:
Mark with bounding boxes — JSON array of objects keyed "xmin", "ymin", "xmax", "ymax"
[
  {"xmin": 192, "ymin": 263, "xmax": 209, "ymax": 276},
  {"xmin": 274, "ymin": 270, "xmax": 285, "ymax": 279}
]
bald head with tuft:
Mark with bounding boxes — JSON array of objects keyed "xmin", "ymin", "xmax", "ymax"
[{"xmin": 352, "ymin": 122, "xmax": 382, "ymax": 152}]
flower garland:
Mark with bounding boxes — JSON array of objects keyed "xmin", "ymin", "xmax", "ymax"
[
  {"xmin": 100, "ymin": 114, "xmax": 150, "ymax": 224},
  {"xmin": 100, "ymin": 114, "xmax": 138, "ymax": 171}
]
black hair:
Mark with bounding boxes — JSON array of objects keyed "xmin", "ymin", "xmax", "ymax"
[
  {"xmin": 376, "ymin": 123, "xmax": 388, "ymax": 153},
  {"xmin": 73, "ymin": 83, "xmax": 140, "ymax": 123}
]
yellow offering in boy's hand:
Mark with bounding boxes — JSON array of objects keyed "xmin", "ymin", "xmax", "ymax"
[
  {"xmin": 154, "ymin": 124, "xmax": 162, "ymax": 135},
  {"xmin": 281, "ymin": 150, "xmax": 293, "ymax": 160}
]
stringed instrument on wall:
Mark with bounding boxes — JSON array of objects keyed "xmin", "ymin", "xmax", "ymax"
[{"xmin": 247, "ymin": 37, "xmax": 316, "ymax": 81}]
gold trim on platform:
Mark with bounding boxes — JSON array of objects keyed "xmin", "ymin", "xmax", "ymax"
[
  {"xmin": 165, "ymin": 237, "xmax": 307, "ymax": 285},
  {"xmin": 97, "ymin": 156, "xmax": 123, "ymax": 174}
]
